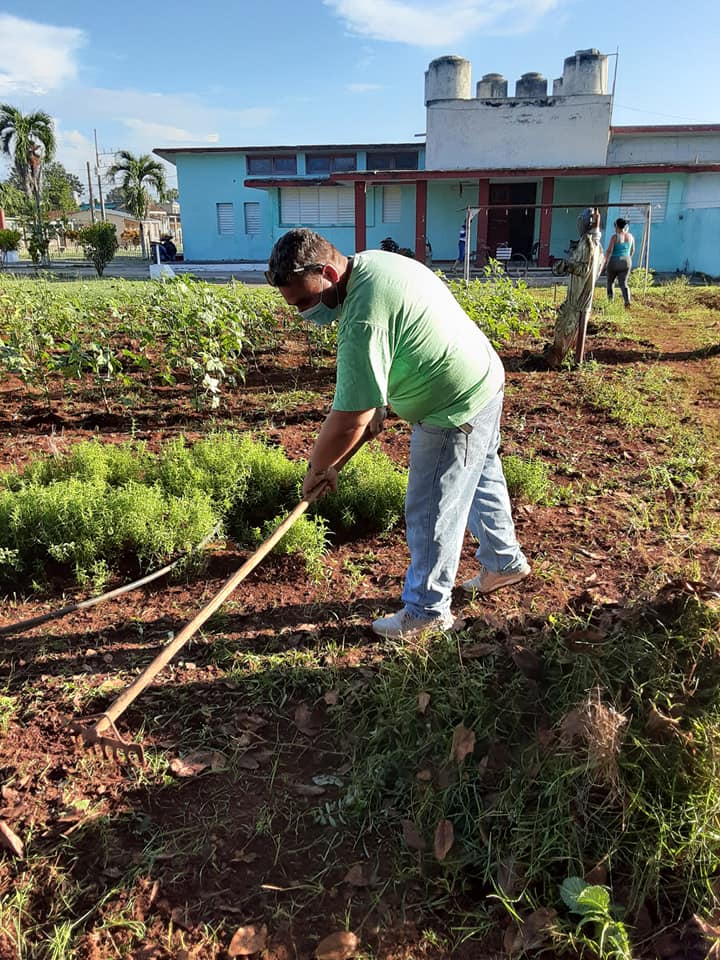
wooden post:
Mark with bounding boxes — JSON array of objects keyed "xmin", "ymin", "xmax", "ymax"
[
  {"xmin": 475, "ymin": 179, "xmax": 489, "ymax": 265},
  {"xmin": 354, "ymin": 181, "xmax": 366, "ymax": 254},
  {"xmin": 537, "ymin": 177, "xmax": 554, "ymax": 267},
  {"xmin": 414, "ymin": 179, "xmax": 427, "ymax": 262}
]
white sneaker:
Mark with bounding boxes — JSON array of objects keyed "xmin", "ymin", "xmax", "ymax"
[
  {"xmin": 462, "ymin": 562, "xmax": 531, "ymax": 595},
  {"xmin": 371, "ymin": 607, "xmax": 459, "ymax": 640}
]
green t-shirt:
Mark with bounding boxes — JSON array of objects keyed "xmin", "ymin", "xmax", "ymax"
[{"xmin": 332, "ymin": 250, "xmax": 504, "ymax": 427}]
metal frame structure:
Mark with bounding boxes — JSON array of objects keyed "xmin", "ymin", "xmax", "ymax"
[{"xmin": 461, "ymin": 201, "xmax": 653, "ymax": 289}]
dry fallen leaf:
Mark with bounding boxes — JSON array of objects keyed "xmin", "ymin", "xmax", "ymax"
[
  {"xmin": 433, "ymin": 819, "xmax": 454, "ymax": 862},
  {"xmin": 461, "ymin": 642, "xmax": 499, "ymax": 659},
  {"xmin": 315, "ymin": 931, "xmax": 359, "ymax": 960},
  {"xmin": 401, "ymin": 819, "xmax": 426, "ymax": 851},
  {"xmin": 169, "ymin": 750, "xmax": 224, "ymax": 778},
  {"xmin": 417, "ymin": 691, "xmax": 431, "ymax": 714},
  {"xmin": 508, "ymin": 907, "xmax": 558, "ymax": 954},
  {"xmin": 323, "ymin": 690, "xmax": 340, "ymax": 706},
  {"xmin": 291, "ymin": 783, "xmax": 326, "ymax": 797},
  {"xmin": 228, "ymin": 923, "xmax": 268, "ymax": 956},
  {"xmin": 0, "ymin": 819, "xmax": 24, "ymax": 858},
  {"xmin": 415, "ymin": 769, "xmax": 432, "ymax": 782},
  {"xmin": 450, "ymin": 722, "xmax": 475, "ymax": 766},
  {"xmin": 236, "ymin": 754, "xmax": 260, "ymax": 771},
  {"xmin": 294, "ymin": 703, "xmax": 323, "ymax": 737},
  {"xmin": 343, "ymin": 863, "xmax": 373, "ymax": 887},
  {"xmin": 646, "ymin": 705, "xmax": 684, "ymax": 740}
]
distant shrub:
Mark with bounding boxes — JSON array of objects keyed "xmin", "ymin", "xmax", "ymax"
[{"xmin": 79, "ymin": 221, "xmax": 119, "ymax": 276}]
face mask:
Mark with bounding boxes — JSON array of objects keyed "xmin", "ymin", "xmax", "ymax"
[
  {"xmin": 300, "ymin": 299, "xmax": 340, "ymax": 326},
  {"xmin": 300, "ymin": 279, "xmax": 342, "ymax": 325}
]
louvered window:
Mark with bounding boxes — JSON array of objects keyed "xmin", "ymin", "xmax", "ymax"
[
  {"xmin": 619, "ymin": 181, "xmax": 668, "ymax": 223},
  {"xmin": 382, "ymin": 185, "xmax": 401, "ymax": 223},
  {"xmin": 244, "ymin": 202, "xmax": 261, "ymax": 235},
  {"xmin": 216, "ymin": 202, "xmax": 235, "ymax": 235},
  {"xmin": 280, "ymin": 187, "xmax": 355, "ymax": 225}
]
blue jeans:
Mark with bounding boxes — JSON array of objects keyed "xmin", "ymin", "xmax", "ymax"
[{"xmin": 402, "ymin": 391, "xmax": 526, "ymax": 618}]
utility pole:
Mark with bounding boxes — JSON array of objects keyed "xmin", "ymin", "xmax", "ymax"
[
  {"xmin": 86, "ymin": 162, "xmax": 96, "ymax": 224},
  {"xmin": 94, "ymin": 129, "xmax": 106, "ymax": 221}
]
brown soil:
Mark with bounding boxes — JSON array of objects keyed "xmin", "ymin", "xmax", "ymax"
[{"xmin": 1, "ymin": 300, "xmax": 719, "ymax": 959}]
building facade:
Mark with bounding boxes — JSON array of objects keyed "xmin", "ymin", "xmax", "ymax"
[{"xmin": 155, "ymin": 48, "xmax": 720, "ymax": 276}]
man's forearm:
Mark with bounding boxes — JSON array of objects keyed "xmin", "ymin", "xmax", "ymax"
[{"xmin": 308, "ymin": 408, "xmax": 376, "ymax": 473}]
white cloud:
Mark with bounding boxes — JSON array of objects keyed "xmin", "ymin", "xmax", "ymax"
[
  {"xmin": 0, "ymin": 14, "xmax": 85, "ymax": 94},
  {"xmin": 346, "ymin": 82, "xmax": 383, "ymax": 93},
  {"xmin": 123, "ymin": 119, "xmax": 221, "ymax": 144},
  {"xmin": 324, "ymin": 0, "xmax": 560, "ymax": 46}
]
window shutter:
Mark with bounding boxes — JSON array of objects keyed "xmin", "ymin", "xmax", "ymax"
[
  {"xmin": 280, "ymin": 188, "xmax": 301, "ymax": 223},
  {"xmin": 382, "ymin": 185, "xmax": 401, "ymax": 223},
  {"xmin": 337, "ymin": 187, "xmax": 355, "ymax": 223},
  {"xmin": 216, "ymin": 202, "xmax": 235, "ymax": 235},
  {"xmin": 280, "ymin": 186, "xmax": 354, "ymax": 225},
  {"xmin": 300, "ymin": 189, "xmax": 319, "ymax": 222},
  {"xmin": 244, "ymin": 202, "xmax": 261, "ymax": 235},
  {"xmin": 619, "ymin": 181, "xmax": 668, "ymax": 223}
]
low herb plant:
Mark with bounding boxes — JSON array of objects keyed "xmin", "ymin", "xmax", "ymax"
[
  {"xmin": 502, "ymin": 454, "xmax": 551, "ymax": 503},
  {"xmin": 560, "ymin": 877, "xmax": 632, "ymax": 960}
]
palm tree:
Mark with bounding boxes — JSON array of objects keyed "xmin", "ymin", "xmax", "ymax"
[
  {"xmin": 0, "ymin": 104, "xmax": 56, "ymax": 262},
  {"xmin": 107, "ymin": 150, "xmax": 167, "ymax": 259}
]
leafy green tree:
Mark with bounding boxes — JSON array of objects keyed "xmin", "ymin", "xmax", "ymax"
[
  {"xmin": 106, "ymin": 150, "xmax": 166, "ymax": 258},
  {"xmin": 79, "ymin": 221, "xmax": 119, "ymax": 275},
  {"xmin": 0, "ymin": 179, "xmax": 31, "ymax": 219},
  {"xmin": 41, "ymin": 162, "xmax": 82, "ymax": 214},
  {"xmin": 0, "ymin": 105, "xmax": 56, "ymax": 262},
  {"xmin": 165, "ymin": 187, "xmax": 179, "ymax": 202},
  {"xmin": 7, "ymin": 161, "xmax": 81, "ymax": 214}
]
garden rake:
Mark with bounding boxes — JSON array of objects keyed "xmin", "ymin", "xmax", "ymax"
[{"xmin": 70, "ymin": 433, "xmax": 369, "ymax": 765}]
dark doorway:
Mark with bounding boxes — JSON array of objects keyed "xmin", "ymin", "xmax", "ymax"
[{"xmin": 487, "ymin": 182, "xmax": 537, "ymax": 259}]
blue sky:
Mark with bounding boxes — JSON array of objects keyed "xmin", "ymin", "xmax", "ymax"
[{"xmin": 1, "ymin": 0, "xmax": 718, "ymax": 191}]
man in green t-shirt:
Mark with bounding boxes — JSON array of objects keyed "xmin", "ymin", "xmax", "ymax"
[{"xmin": 266, "ymin": 228, "xmax": 529, "ymax": 639}]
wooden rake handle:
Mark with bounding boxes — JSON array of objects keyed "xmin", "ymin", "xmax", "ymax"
[{"xmin": 73, "ymin": 430, "xmax": 369, "ymax": 749}]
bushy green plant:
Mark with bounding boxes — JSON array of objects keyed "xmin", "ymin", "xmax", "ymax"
[
  {"xmin": 79, "ymin": 221, "xmax": 119, "ymax": 276},
  {"xmin": 0, "ymin": 228, "xmax": 21, "ymax": 262},
  {"xmin": 502, "ymin": 454, "xmax": 550, "ymax": 503},
  {"xmin": 446, "ymin": 260, "xmax": 545, "ymax": 346},
  {"xmin": 627, "ymin": 266, "xmax": 654, "ymax": 290},
  {"xmin": 252, "ymin": 512, "xmax": 328, "ymax": 580},
  {"xmin": 318, "ymin": 444, "xmax": 407, "ymax": 534}
]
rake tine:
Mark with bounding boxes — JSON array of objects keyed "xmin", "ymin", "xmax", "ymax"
[{"xmin": 70, "ymin": 714, "xmax": 145, "ymax": 765}]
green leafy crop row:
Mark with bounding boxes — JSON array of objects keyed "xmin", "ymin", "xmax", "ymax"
[{"xmin": 0, "ymin": 434, "xmax": 408, "ymax": 590}]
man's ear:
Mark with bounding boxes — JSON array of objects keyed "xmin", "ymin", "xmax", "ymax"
[{"xmin": 322, "ymin": 263, "xmax": 341, "ymax": 283}]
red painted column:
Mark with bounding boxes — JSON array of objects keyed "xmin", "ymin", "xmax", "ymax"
[
  {"xmin": 475, "ymin": 179, "xmax": 490, "ymax": 265},
  {"xmin": 414, "ymin": 179, "xmax": 427, "ymax": 262},
  {"xmin": 0, "ymin": 207, "xmax": 6, "ymax": 229},
  {"xmin": 354, "ymin": 181, "xmax": 366, "ymax": 253},
  {"xmin": 538, "ymin": 177, "xmax": 554, "ymax": 267}
]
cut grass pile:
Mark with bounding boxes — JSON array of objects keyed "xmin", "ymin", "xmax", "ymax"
[{"xmin": 0, "ymin": 435, "xmax": 408, "ymax": 588}]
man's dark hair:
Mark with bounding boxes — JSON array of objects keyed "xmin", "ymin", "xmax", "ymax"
[{"xmin": 268, "ymin": 228, "xmax": 339, "ymax": 280}]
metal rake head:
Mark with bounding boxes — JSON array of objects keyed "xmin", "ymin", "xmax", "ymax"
[{"xmin": 70, "ymin": 714, "xmax": 145, "ymax": 765}]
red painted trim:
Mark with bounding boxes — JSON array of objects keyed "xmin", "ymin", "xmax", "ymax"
[
  {"xmin": 0, "ymin": 208, "xmax": 6, "ymax": 230},
  {"xmin": 332, "ymin": 162, "xmax": 720, "ymax": 182},
  {"xmin": 612, "ymin": 124, "xmax": 720, "ymax": 135},
  {"xmin": 354, "ymin": 181, "xmax": 366, "ymax": 253},
  {"xmin": 537, "ymin": 177, "xmax": 554, "ymax": 268},
  {"xmin": 475, "ymin": 180, "xmax": 489, "ymax": 266},
  {"xmin": 415, "ymin": 180, "xmax": 427, "ymax": 262}
]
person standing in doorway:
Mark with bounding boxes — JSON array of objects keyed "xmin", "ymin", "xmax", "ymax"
[
  {"xmin": 453, "ymin": 221, "xmax": 467, "ymax": 272},
  {"xmin": 603, "ymin": 217, "xmax": 635, "ymax": 308},
  {"xmin": 265, "ymin": 228, "xmax": 530, "ymax": 640}
]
